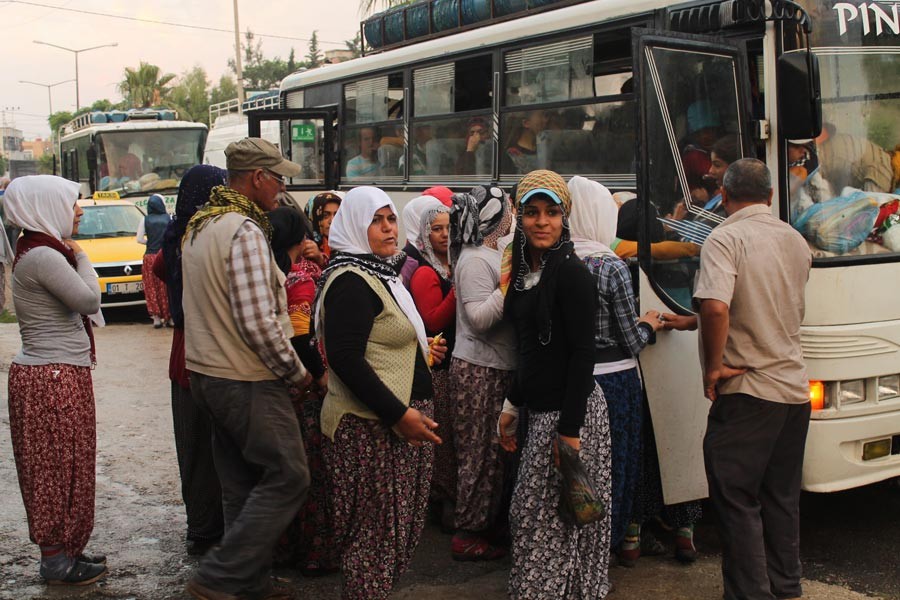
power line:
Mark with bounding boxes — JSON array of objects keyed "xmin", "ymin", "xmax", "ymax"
[{"xmin": 1, "ymin": 0, "xmax": 346, "ymax": 45}]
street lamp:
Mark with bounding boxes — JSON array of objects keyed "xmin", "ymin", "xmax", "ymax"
[
  {"xmin": 33, "ymin": 41, "xmax": 119, "ymax": 111},
  {"xmin": 19, "ymin": 79, "xmax": 76, "ymax": 116}
]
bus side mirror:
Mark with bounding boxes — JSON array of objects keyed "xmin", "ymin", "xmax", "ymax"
[{"xmin": 778, "ymin": 51, "xmax": 822, "ymax": 140}]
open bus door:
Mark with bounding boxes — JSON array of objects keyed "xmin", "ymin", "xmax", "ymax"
[
  {"xmin": 631, "ymin": 28, "xmax": 752, "ymax": 505},
  {"xmin": 247, "ymin": 109, "xmax": 338, "ymax": 197}
]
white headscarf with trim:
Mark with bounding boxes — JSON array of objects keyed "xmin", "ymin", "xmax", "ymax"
[
  {"xmin": 325, "ymin": 186, "xmax": 429, "ymax": 354},
  {"xmin": 568, "ymin": 176, "xmax": 618, "ymax": 259},
  {"xmin": 402, "ymin": 194, "xmax": 440, "ymax": 246},
  {"xmin": 4, "ymin": 175, "xmax": 81, "ymax": 240}
]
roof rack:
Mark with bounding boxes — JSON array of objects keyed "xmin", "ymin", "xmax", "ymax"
[
  {"xmin": 62, "ymin": 108, "xmax": 180, "ymax": 135},
  {"xmin": 208, "ymin": 91, "xmax": 281, "ymax": 125}
]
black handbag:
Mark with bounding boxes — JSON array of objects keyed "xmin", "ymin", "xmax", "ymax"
[{"xmin": 556, "ymin": 440, "xmax": 606, "ymax": 528}]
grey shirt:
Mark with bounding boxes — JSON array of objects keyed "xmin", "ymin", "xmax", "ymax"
[
  {"xmin": 12, "ymin": 247, "xmax": 101, "ymax": 367},
  {"xmin": 452, "ymin": 244, "xmax": 516, "ymax": 371}
]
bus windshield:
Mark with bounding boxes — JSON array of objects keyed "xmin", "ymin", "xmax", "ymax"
[
  {"xmin": 96, "ymin": 129, "xmax": 205, "ymax": 196},
  {"xmin": 785, "ymin": 1, "xmax": 900, "ymax": 260}
]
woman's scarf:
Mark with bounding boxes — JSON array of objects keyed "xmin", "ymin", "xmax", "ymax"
[
  {"xmin": 5, "ymin": 175, "xmax": 98, "ymax": 363},
  {"xmin": 417, "ymin": 202, "xmax": 451, "ymax": 280},
  {"xmin": 185, "ymin": 184, "xmax": 272, "ymax": 243},
  {"xmin": 315, "ymin": 186, "xmax": 428, "ymax": 354},
  {"xmin": 307, "ymin": 191, "xmax": 342, "ymax": 243},
  {"xmin": 162, "ymin": 165, "xmax": 227, "ymax": 329},
  {"xmin": 402, "ymin": 194, "xmax": 440, "ymax": 246},
  {"xmin": 568, "ymin": 176, "xmax": 618, "ymax": 259},
  {"xmin": 449, "ymin": 184, "xmax": 511, "ymax": 264},
  {"xmin": 503, "ymin": 171, "xmax": 575, "ymax": 346},
  {"xmin": 423, "ymin": 186, "xmax": 453, "ymax": 207},
  {"xmin": 268, "ymin": 206, "xmax": 309, "ymax": 276}
]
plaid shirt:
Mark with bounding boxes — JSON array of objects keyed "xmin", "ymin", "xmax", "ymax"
[
  {"xmin": 226, "ymin": 221, "xmax": 306, "ymax": 385},
  {"xmin": 583, "ymin": 255, "xmax": 651, "ymax": 357}
]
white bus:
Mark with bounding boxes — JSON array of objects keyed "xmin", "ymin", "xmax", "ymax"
[
  {"xmin": 59, "ymin": 109, "xmax": 208, "ymax": 212},
  {"xmin": 204, "ymin": 92, "xmax": 281, "ymax": 169},
  {"xmin": 251, "ymin": 0, "xmax": 900, "ymax": 503}
]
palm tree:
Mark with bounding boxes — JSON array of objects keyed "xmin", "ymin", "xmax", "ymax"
[
  {"xmin": 118, "ymin": 62, "xmax": 177, "ymax": 109},
  {"xmin": 358, "ymin": 0, "xmax": 410, "ymax": 16}
]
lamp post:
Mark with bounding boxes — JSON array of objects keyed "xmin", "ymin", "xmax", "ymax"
[
  {"xmin": 33, "ymin": 41, "xmax": 119, "ymax": 111},
  {"xmin": 19, "ymin": 79, "xmax": 76, "ymax": 116}
]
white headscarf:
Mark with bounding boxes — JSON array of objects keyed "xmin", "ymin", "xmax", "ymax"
[
  {"xmin": 4, "ymin": 175, "xmax": 81, "ymax": 240},
  {"xmin": 417, "ymin": 201, "xmax": 450, "ymax": 279},
  {"xmin": 325, "ymin": 186, "xmax": 429, "ymax": 354},
  {"xmin": 568, "ymin": 176, "xmax": 618, "ymax": 259},
  {"xmin": 402, "ymin": 194, "xmax": 440, "ymax": 246}
]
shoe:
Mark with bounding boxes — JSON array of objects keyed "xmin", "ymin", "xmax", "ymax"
[
  {"xmin": 451, "ymin": 533, "xmax": 507, "ymax": 562},
  {"xmin": 256, "ymin": 580, "xmax": 296, "ymax": 599},
  {"xmin": 674, "ymin": 526, "xmax": 698, "ymax": 563},
  {"xmin": 45, "ymin": 560, "xmax": 108, "ymax": 586},
  {"xmin": 186, "ymin": 538, "xmax": 218, "ymax": 556},
  {"xmin": 617, "ymin": 545, "xmax": 640, "ymax": 568},
  {"xmin": 186, "ymin": 578, "xmax": 240, "ymax": 600},
  {"xmin": 165, "ymin": 319, "xmax": 174, "ymax": 328},
  {"xmin": 77, "ymin": 551, "xmax": 107, "ymax": 565},
  {"xmin": 640, "ymin": 530, "xmax": 667, "ymax": 556}
]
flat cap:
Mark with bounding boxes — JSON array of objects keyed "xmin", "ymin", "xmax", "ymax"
[{"xmin": 225, "ymin": 137, "xmax": 302, "ymax": 178}]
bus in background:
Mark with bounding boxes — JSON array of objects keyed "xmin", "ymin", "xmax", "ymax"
[
  {"xmin": 203, "ymin": 91, "xmax": 282, "ymax": 169},
  {"xmin": 59, "ymin": 108, "xmax": 208, "ymax": 213},
  {"xmin": 250, "ymin": 0, "xmax": 900, "ymax": 503}
]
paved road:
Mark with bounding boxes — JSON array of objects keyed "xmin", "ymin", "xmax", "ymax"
[{"xmin": 0, "ymin": 316, "xmax": 894, "ymax": 599}]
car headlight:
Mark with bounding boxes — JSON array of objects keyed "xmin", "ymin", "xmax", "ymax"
[
  {"xmin": 838, "ymin": 379, "xmax": 866, "ymax": 407},
  {"xmin": 878, "ymin": 375, "xmax": 900, "ymax": 402}
]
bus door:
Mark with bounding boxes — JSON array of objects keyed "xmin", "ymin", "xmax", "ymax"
[
  {"xmin": 632, "ymin": 29, "xmax": 752, "ymax": 504},
  {"xmin": 247, "ymin": 109, "xmax": 338, "ymax": 199}
]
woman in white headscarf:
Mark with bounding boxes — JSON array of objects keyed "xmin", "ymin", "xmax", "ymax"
[
  {"xmin": 4, "ymin": 175, "xmax": 108, "ymax": 585},
  {"xmin": 399, "ymin": 194, "xmax": 440, "ymax": 286},
  {"xmin": 568, "ymin": 176, "xmax": 672, "ymax": 565},
  {"xmin": 314, "ymin": 186, "xmax": 446, "ymax": 600}
]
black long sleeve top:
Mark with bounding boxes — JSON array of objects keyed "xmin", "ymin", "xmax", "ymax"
[
  {"xmin": 507, "ymin": 255, "xmax": 599, "ymax": 438},
  {"xmin": 323, "ymin": 271, "xmax": 432, "ymax": 427}
]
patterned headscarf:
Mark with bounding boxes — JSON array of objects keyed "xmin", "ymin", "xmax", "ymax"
[
  {"xmin": 162, "ymin": 165, "xmax": 227, "ymax": 329},
  {"xmin": 417, "ymin": 202, "xmax": 451, "ymax": 280},
  {"xmin": 307, "ymin": 191, "xmax": 342, "ymax": 242},
  {"xmin": 449, "ymin": 184, "xmax": 512, "ymax": 264},
  {"xmin": 504, "ymin": 170, "xmax": 575, "ymax": 346},
  {"xmin": 185, "ymin": 185, "xmax": 273, "ymax": 242}
]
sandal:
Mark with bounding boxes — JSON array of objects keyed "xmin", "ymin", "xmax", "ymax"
[
  {"xmin": 451, "ymin": 534, "xmax": 507, "ymax": 562},
  {"xmin": 46, "ymin": 560, "xmax": 108, "ymax": 586}
]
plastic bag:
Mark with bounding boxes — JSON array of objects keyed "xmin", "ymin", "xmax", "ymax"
[
  {"xmin": 556, "ymin": 440, "xmax": 605, "ymax": 528},
  {"xmin": 793, "ymin": 192, "xmax": 879, "ymax": 254}
]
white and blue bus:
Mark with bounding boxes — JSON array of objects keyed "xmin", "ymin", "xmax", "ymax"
[{"xmin": 250, "ymin": 0, "xmax": 900, "ymax": 503}]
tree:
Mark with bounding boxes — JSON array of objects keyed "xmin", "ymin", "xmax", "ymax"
[
  {"xmin": 0, "ymin": 155, "xmax": 7, "ymax": 177},
  {"xmin": 358, "ymin": 0, "xmax": 407, "ymax": 16},
  {"xmin": 305, "ymin": 31, "xmax": 322, "ymax": 69},
  {"xmin": 229, "ymin": 29, "xmax": 297, "ymax": 90},
  {"xmin": 38, "ymin": 153, "xmax": 55, "ymax": 175},
  {"xmin": 345, "ymin": 33, "xmax": 363, "ymax": 59},
  {"xmin": 118, "ymin": 62, "xmax": 177, "ymax": 108},
  {"xmin": 210, "ymin": 75, "xmax": 239, "ymax": 106},
  {"xmin": 49, "ymin": 111, "xmax": 75, "ymax": 136},
  {"xmin": 169, "ymin": 66, "xmax": 211, "ymax": 124}
]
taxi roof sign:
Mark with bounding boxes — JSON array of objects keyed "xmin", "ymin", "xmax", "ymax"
[{"xmin": 92, "ymin": 191, "xmax": 121, "ymax": 200}]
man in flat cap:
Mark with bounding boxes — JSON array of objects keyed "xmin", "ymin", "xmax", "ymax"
[{"xmin": 182, "ymin": 138, "xmax": 310, "ymax": 599}]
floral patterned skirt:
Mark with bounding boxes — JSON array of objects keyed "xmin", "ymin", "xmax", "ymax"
[
  {"xmin": 323, "ymin": 398, "xmax": 434, "ymax": 600},
  {"xmin": 142, "ymin": 251, "xmax": 170, "ymax": 320},
  {"xmin": 274, "ymin": 388, "xmax": 339, "ymax": 571},
  {"xmin": 429, "ymin": 368, "xmax": 457, "ymax": 503},
  {"xmin": 7, "ymin": 362, "xmax": 96, "ymax": 556},
  {"xmin": 509, "ymin": 385, "xmax": 612, "ymax": 600}
]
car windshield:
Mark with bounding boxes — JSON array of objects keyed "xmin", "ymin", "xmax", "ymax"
[
  {"xmin": 74, "ymin": 204, "xmax": 145, "ymax": 240},
  {"xmin": 95, "ymin": 128, "xmax": 206, "ymax": 197}
]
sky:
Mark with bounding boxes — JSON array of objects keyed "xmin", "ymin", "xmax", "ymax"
[{"xmin": 1, "ymin": 0, "xmax": 366, "ymax": 138}]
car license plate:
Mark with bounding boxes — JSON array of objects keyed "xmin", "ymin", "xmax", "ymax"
[{"xmin": 107, "ymin": 281, "xmax": 143, "ymax": 295}]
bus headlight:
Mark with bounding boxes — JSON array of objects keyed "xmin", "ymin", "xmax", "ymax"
[
  {"xmin": 839, "ymin": 379, "xmax": 866, "ymax": 406},
  {"xmin": 878, "ymin": 375, "xmax": 900, "ymax": 402}
]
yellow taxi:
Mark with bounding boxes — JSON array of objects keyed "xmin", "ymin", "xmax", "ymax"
[{"xmin": 75, "ymin": 194, "xmax": 148, "ymax": 307}]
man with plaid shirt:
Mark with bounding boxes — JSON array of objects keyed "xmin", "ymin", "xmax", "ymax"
[{"xmin": 182, "ymin": 138, "xmax": 311, "ymax": 600}]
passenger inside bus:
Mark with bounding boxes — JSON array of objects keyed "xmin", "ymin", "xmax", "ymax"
[
  {"xmin": 681, "ymin": 100, "xmax": 722, "ymax": 203},
  {"xmin": 345, "ymin": 127, "xmax": 380, "ymax": 179},
  {"xmin": 503, "ymin": 110, "xmax": 547, "ymax": 174},
  {"xmin": 455, "ymin": 117, "xmax": 491, "ymax": 176}
]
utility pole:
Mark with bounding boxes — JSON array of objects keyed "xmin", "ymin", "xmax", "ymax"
[{"xmin": 233, "ymin": 0, "xmax": 246, "ymax": 112}]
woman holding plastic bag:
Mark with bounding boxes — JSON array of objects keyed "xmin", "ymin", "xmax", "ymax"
[{"xmin": 499, "ymin": 170, "xmax": 612, "ymax": 599}]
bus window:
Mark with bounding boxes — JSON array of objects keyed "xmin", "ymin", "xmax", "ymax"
[
  {"xmin": 343, "ymin": 73, "xmax": 405, "ymax": 181},
  {"xmin": 410, "ymin": 55, "xmax": 493, "ymax": 180},
  {"xmin": 786, "ymin": 50, "xmax": 900, "ymax": 259},
  {"xmin": 95, "ymin": 129, "xmax": 205, "ymax": 195},
  {"xmin": 638, "ymin": 43, "xmax": 744, "ymax": 312},
  {"xmin": 504, "ymin": 36, "xmax": 594, "ymax": 106}
]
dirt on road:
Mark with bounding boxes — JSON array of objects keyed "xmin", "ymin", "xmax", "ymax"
[{"xmin": 0, "ymin": 321, "xmax": 881, "ymax": 600}]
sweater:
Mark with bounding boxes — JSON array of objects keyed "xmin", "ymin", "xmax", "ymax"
[{"xmin": 507, "ymin": 255, "xmax": 598, "ymax": 438}]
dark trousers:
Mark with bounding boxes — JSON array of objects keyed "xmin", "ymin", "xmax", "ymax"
[
  {"xmin": 704, "ymin": 393, "xmax": 811, "ymax": 600},
  {"xmin": 191, "ymin": 373, "xmax": 310, "ymax": 596},
  {"xmin": 171, "ymin": 382, "xmax": 223, "ymax": 542}
]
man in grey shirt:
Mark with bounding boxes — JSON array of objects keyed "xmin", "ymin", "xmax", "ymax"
[{"xmin": 694, "ymin": 158, "xmax": 812, "ymax": 600}]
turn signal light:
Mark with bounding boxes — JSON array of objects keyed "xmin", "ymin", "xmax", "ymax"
[{"xmin": 809, "ymin": 380, "xmax": 825, "ymax": 410}]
